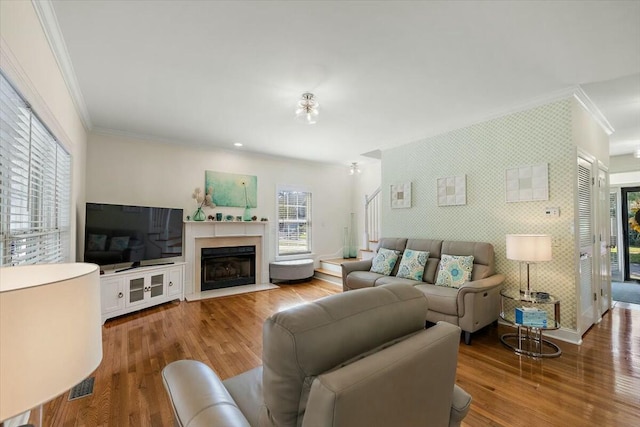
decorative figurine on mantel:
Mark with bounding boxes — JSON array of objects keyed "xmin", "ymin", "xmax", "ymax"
[{"xmin": 192, "ymin": 186, "xmax": 215, "ymax": 221}]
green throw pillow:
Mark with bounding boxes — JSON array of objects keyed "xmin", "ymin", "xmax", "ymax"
[
  {"xmin": 370, "ymin": 248, "xmax": 400, "ymax": 276},
  {"xmin": 396, "ymin": 249, "xmax": 429, "ymax": 281},
  {"xmin": 435, "ymin": 254, "xmax": 474, "ymax": 288}
]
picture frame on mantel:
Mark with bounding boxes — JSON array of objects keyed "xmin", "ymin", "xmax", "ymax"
[{"xmin": 390, "ymin": 182, "xmax": 412, "ymax": 208}]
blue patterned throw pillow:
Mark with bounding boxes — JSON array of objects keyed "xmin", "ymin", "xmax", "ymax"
[
  {"xmin": 435, "ymin": 254, "xmax": 474, "ymax": 288},
  {"xmin": 370, "ymin": 248, "xmax": 400, "ymax": 276},
  {"xmin": 396, "ymin": 249, "xmax": 429, "ymax": 281}
]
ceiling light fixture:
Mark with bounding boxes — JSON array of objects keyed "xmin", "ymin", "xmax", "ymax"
[
  {"xmin": 349, "ymin": 162, "xmax": 361, "ymax": 175},
  {"xmin": 234, "ymin": 142, "xmax": 243, "ymax": 147},
  {"xmin": 295, "ymin": 92, "xmax": 319, "ymax": 124}
]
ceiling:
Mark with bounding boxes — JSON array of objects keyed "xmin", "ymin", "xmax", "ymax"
[{"xmin": 48, "ymin": 1, "xmax": 640, "ymax": 165}]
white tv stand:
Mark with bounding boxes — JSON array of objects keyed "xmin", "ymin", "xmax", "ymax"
[{"xmin": 99, "ymin": 262, "xmax": 186, "ymax": 324}]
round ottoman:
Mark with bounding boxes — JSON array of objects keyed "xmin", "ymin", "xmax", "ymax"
[{"xmin": 269, "ymin": 259, "xmax": 315, "ymax": 283}]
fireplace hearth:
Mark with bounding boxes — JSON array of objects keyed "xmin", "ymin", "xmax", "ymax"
[{"xmin": 201, "ymin": 246, "xmax": 256, "ymax": 291}]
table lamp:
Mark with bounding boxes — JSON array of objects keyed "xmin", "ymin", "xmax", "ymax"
[
  {"xmin": 0, "ymin": 263, "xmax": 103, "ymax": 426},
  {"xmin": 506, "ymin": 234, "xmax": 552, "ymax": 299}
]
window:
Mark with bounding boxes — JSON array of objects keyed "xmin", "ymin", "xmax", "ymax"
[
  {"xmin": 0, "ymin": 71, "xmax": 71, "ymax": 266},
  {"xmin": 277, "ymin": 187, "xmax": 312, "ymax": 256}
]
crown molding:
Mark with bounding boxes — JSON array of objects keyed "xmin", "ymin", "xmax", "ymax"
[
  {"xmin": 572, "ymin": 85, "xmax": 615, "ymax": 136},
  {"xmin": 32, "ymin": 0, "xmax": 92, "ymax": 131}
]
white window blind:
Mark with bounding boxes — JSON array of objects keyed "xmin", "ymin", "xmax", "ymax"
[
  {"xmin": 277, "ymin": 187, "xmax": 312, "ymax": 256},
  {"xmin": 0, "ymin": 71, "xmax": 71, "ymax": 266}
]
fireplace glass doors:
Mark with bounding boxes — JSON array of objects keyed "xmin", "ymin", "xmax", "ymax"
[{"xmin": 201, "ymin": 246, "xmax": 256, "ymax": 291}]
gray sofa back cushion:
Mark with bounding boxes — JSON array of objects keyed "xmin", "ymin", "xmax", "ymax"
[
  {"xmin": 374, "ymin": 238, "xmax": 496, "ymax": 284},
  {"xmin": 406, "ymin": 239, "xmax": 443, "ymax": 284},
  {"xmin": 441, "ymin": 240, "xmax": 495, "ymax": 280},
  {"xmin": 375, "ymin": 238, "xmax": 408, "ymax": 276},
  {"xmin": 261, "ymin": 284, "xmax": 428, "ymax": 427}
]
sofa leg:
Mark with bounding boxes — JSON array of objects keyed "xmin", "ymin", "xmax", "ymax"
[{"xmin": 463, "ymin": 331, "xmax": 472, "ymax": 345}]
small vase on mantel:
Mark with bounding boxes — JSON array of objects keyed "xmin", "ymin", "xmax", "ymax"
[
  {"xmin": 243, "ymin": 206, "xmax": 252, "ymax": 221},
  {"xmin": 193, "ymin": 207, "xmax": 206, "ymax": 221}
]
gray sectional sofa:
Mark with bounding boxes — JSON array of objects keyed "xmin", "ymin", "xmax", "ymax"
[{"xmin": 341, "ymin": 237, "xmax": 505, "ymax": 344}]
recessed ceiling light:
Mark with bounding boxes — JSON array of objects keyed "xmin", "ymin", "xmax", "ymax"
[{"xmin": 234, "ymin": 142, "xmax": 243, "ymax": 147}]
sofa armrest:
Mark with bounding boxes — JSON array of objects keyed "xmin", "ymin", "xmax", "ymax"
[
  {"xmin": 449, "ymin": 384, "xmax": 472, "ymax": 427},
  {"xmin": 162, "ymin": 360, "xmax": 251, "ymax": 427},
  {"xmin": 341, "ymin": 259, "xmax": 373, "ymax": 290},
  {"xmin": 456, "ymin": 274, "xmax": 505, "ymax": 332},
  {"xmin": 457, "ymin": 274, "xmax": 505, "ymax": 295}
]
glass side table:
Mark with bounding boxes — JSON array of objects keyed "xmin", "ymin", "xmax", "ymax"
[{"xmin": 500, "ymin": 288, "xmax": 562, "ymax": 358}]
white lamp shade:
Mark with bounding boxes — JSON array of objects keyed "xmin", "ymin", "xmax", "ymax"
[
  {"xmin": 506, "ymin": 234, "xmax": 552, "ymax": 262},
  {"xmin": 0, "ymin": 263, "xmax": 103, "ymax": 422}
]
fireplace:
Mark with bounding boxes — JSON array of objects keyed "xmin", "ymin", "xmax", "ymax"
[
  {"xmin": 201, "ymin": 245, "xmax": 256, "ymax": 291},
  {"xmin": 184, "ymin": 222, "xmax": 268, "ymax": 300}
]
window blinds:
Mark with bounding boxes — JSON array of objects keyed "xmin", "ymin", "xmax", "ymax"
[{"xmin": 0, "ymin": 71, "xmax": 71, "ymax": 266}]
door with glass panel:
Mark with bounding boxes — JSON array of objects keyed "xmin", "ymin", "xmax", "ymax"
[
  {"xmin": 610, "ymin": 191, "xmax": 621, "ymax": 281},
  {"xmin": 621, "ymin": 187, "xmax": 640, "ymax": 281}
]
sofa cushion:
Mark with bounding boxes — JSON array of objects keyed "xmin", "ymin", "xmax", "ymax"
[
  {"xmin": 415, "ymin": 284, "xmax": 459, "ymax": 316},
  {"xmin": 375, "ymin": 275, "xmax": 421, "ymax": 287},
  {"xmin": 396, "ymin": 249, "xmax": 429, "ymax": 281},
  {"xmin": 223, "ymin": 366, "xmax": 264, "ymax": 427},
  {"xmin": 435, "ymin": 254, "xmax": 474, "ymax": 288},
  {"xmin": 441, "ymin": 240, "xmax": 495, "ymax": 279},
  {"xmin": 370, "ymin": 248, "xmax": 400, "ymax": 275},
  {"xmin": 345, "ymin": 271, "xmax": 384, "ymax": 290}
]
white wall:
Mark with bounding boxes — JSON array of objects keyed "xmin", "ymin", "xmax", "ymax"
[
  {"xmin": 1, "ymin": 0, "xmax": 88, "ymax": 260},
  {"xmin": 351, "ymin": 161, "xmax": 382, "ymax": 250},
  {"xmin": 610, "ymin": 153, "xmax": 640, "ymax": 174},
  {"xmin": 572, "ymin": 100, "xmax": 610, "ymax": 166},
  {"xmin": 610, "ymin": 154, "xmax": 640, "ymax": 187},
  {"xmin": 86, "ymin": 132, "xmax": 355, "ymax": 263}
]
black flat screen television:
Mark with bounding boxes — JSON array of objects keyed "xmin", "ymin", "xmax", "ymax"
[{"xmin": 84, "ymin": 203, "xmax": 184, "ymax": 270}]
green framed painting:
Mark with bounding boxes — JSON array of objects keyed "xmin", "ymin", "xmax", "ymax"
[{"xmin": 205, "ymin": 171, "xmax": 257, "ymax": 208}]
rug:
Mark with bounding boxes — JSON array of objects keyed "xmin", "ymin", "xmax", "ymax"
[
  {"xmin": 185, "ymin": 283, "xmax": 279, "ymax": 301},
  {"xmin": 612, "ymin": 281, "xmax": 640, "ymax": 305}
]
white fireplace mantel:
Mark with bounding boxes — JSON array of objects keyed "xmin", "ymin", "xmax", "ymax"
[{"xmin": 184, "ymin": 221, "xmax": 269, "ymax": 300}]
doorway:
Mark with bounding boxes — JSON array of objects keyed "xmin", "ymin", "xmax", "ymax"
[{"xmin": 621, "ymin": 186, "xmax": 640, "ymax": 282}]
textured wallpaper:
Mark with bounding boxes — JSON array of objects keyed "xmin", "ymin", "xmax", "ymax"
[{"xmin": 382, "ymin": 99, "xmax": 579, "ymax": 330}]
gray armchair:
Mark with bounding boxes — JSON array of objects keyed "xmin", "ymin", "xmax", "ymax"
[{"xmin": 162, "ymin": 284, "xmax": 471, "ymax": 427}]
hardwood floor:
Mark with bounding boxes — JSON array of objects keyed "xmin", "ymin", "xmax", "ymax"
[{"xmin": 40, "ymin": 279, "xmax": 639, "ymax": 426}]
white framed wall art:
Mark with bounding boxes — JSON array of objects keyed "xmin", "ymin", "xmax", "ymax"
[
  {"xmin": 505, "ymin": 163, "xmax": 549, "ymax": 202},
  {"xmin": 437, "ymin": 175, "xmax": 467, "ymax": 206},
  {"xmin": 390, "ymin": 182, "xmax": 412, "ymax": 208}
]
